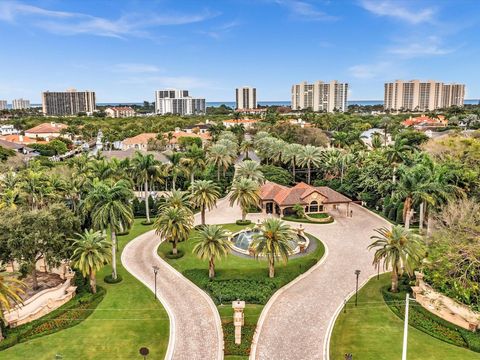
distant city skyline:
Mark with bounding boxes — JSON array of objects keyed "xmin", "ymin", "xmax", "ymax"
[{"xmin": 0, "ymin": 1, "xmax": 479, "ymax": 102}]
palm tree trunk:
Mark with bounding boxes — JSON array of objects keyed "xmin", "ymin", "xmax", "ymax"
[
  {"xmin": 403, "ymin": 197, "xmax": 411, "ymax": 223},
  {"xmin": 209, "ymin": 257, "xmax": 215, "ymax": 279},
  {"xmin": 172, "ymin": 238, "xmax": 178, "ymax": 255},
  {"xmin": 392, "ymin": 165, "xmax": 397, "ymax": 184},
  {"xmin": 217, "ymin": 167, "xmax": 220, "ymax": 182},
  {"xmin": 90, "ymin": 270, "xmax": 97, "ymax": 294},
  {"xmin": 307, "ymin": 163, "xmax": 311, "ymax": 184},
  {"xmin": 269, "ymin": 257, "xmax": 275, "ymax": 278},
  {"xmin": 427, "ymin": 215, "xmax": 433, "ymax": 237},
  {"xmin": 201, "ymin": 206, "xmax": 206, "ymax": 225},
  {"xmin": 172, "ymin": 175, "xmax": 176, "ymax": 191},
  {"xmin": 191, "ymin": 173, "xmax": 195, "ymax": 192},
  {"xmin": 391, "ymin": 266, "xmax": 399, "ymax": 292},
  {"xmin": 111, "ymin": 226, "xmax": 118, "ymax": 280},
  {"xmin": 242, "ymin": 209, "xmax": 247, "ymax": 221},
  {"xmin": 31, "ymin": 265, "xmax": 39, "ymax": 290},
  {"xmin": 144, "ymin": 180, "xmax": 150, "ymax": 223},
  {"xmin": 292, "ymin": 159, "xmax": 296, "ymax": 180},
  {"xmin": 419, "ymin": 202, "xmax": 425, "ymax": 233}
]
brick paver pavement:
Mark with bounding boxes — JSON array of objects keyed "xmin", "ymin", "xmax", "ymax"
[
  {"xmin": 121, "ymin": 197, "xmax": 240, "ymax": 360},
  {"xmin": 251, "ymin": 204, "xmax": 390, "ymax": 360}
]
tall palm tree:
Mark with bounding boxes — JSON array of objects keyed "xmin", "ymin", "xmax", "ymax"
[
  {"xmin": 282, "ymin": 143, "xmax": 303, "ymax": 180},
  {"xmin": 70, "ymin": 229, "xmax": 111, "ymax": 294},
  {"xmin": 161, "ymin": 190, "xmax": 193, "ymax": 215},
  {"xmin": 192, "ymin": 225, "xmax": 231, "ymax": 278},
  {"xmin": 229, "ymin": 178, "xmax": 260, "ymax": 221},
  {"xmin": 240, "ymin": 140, "xmax": 254, "ymax": 159},
  {"xmin": 0, "ymin": 274, "xmax": 24, "ymax": 340},
  {"xmin": 155, "ymin": 207, "xmax": 193, "ymax": 255},
  {"xmin": 83, "ymin": 179, "xmax": 134, "ymax": 280},
  {"xmin": 165, "ymin": 151, "xmax": 184, "ymax": 191},
  {"xmin": 234, "ymin": 160, "xmax": 265, "ymax": 184},
  {"xmin": 368, "ymin": 225, "xmax": 424, "ymax": 292},
  {"xmin": 252, "ymin": 218, "xmax": 294, "ymax": 278},
  {"xmin": 297, "ymin": 145, "xmax": 323, "ymax": 184},
  {"xmin": 132, "ymin": 151, "xmax": 161, "ymax": 223},
  {"xmin": 190, "ymin": 180, "xmax": 220, "ymax": 225},
  {"xmin": 180, "ymin": 144, "xmax": 206, "ymax": 190},
  {"xmin": 385, "ymin": 138, "xmax": 413, "ymax": 183},
  {"xmin": 20, "ymin": 169, "xmax": 51, "ymax": 210},
  {"xmin": 207, "ymin": 144, "xmax": 234, "ymax": 181}
]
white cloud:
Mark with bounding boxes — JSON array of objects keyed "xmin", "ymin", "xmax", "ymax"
[
  {"xmin": 348, "ymin": 61, "xmax": 392, "ymax": 79},
  {"xmin": 274, "ymin": 0, "xmax": 337, "ymax": 21},
  {"xmin": 360, "ymin": 0, "xmax": 435, "ymax": 24},
  {"xmin": 111, "ymin": 63, "xmax": 162, "ymax": 73},
  {"xmin": 199, "ymin": 20, "xmax": 240, "ymax": 39},
  {"xmin": 0, "ymin": 1, "xmax": 217, "ymax": 38},
  {"xmin": 388, "ymin": 36, "xmax": 454, "ymax": 58}
]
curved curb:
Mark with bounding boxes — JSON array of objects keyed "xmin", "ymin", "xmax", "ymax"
[
  {"xmin": 322, "ymin": 271, "xmax": 388, "ymax": 360},
  {"xmin": 153, "ymin": 239, "xmax": 225, "ymax": 360},
  {"xmin": 249, "ymin": 237, "xmax": 329, "ymax": 360},
  {"xmin": 121, "ymin": 232, "xmax": 176, "ymax": 360}
]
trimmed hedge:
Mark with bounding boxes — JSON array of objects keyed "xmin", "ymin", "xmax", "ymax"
[
  {"xmin": 165, "ymin": 250, "xmax": 185, "ymax": 259},
  {"xmin": 223, "ymin": 322, "xmax": 256, "ymax": 356},
  {"xmin": 0, "ymin": 284, "xmax": 105, "ymax": 351},
  {"xmin": 103, "ymin": 274, "xmax": 123, "ymax": 284},
  {"xmin": 141, "ymin": 220, "xmax": 154, "ymax": 226},
  {"xmin": 382, "ymin": 286, "xmax": 480, "ymax": 352},
  {"xmin": 235, "ymin": 220, "xmax": 252, "ymax": 226}
]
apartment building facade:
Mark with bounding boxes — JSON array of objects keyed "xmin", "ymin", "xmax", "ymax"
[
  {"xmin": 236, "ymin": 86, "xmax": 257, "ymax": 110},
  {"xmin": 0, "ymin": 100, "xmax": 7, "ymax": 110},
  {"xmin": 155, "ymin": 89, "xmax": 205, "ymax": 115},
  {"xmin": 291, "ymin": 81, "xmax": 348, "ymax": 112},
  {"xmin": 12, "ymin": 98, "xmax": 30, "ymax": 110},
  {"xmin": 42, "ymin": 89, "xmax": 96, "ymax": 116},
  {"xmin": 384, "ymin": 80, "xmax": 465, "ymax": 111}
]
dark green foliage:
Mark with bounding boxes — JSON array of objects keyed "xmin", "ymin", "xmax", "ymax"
[
  {"xmin": 223, "ymin": 322, "xmax": 256, "ymax": 356},
  {"xmin": 103, "ymin": 274, "xmax": 123, "ymax": 284},
  {"xmin": 30, "ymin": 139, "xmax": 68, "ymax": 156},
  {"xmin": 0, "ymin": 146, "xmax": 15, "ymax": 161},
  {"xmin": 235, "ymin": 219, "xmax": 252, "ymax": 225},
  {"xmin": 133, "ymin": 196, "xmax": 159, "ymax": 218},
  {"xmin": 387, "ymin": 206, "xmax": 397, "ymax": 222},
  {"xmin": 260, "ymin": 165, "xmax": 293, "ymax": 186},
  {"xmin": 396, "ymin": 203, "xmax": 404, "ymax": 224},
  {"xmin": 165, "ymin": 249, "xmax": 185, "ymax": 259}
]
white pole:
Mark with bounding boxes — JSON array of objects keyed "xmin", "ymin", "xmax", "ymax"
[{"xmin": 402, "ymin": 293, "xmax": 410, "ymax": 360}]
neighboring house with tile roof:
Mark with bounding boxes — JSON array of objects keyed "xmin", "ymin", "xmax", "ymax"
[
  {"xmin": 259, "ymin": 181, "xmax": 352, "ymax": 216},
  {"xmin": 101, "ymin": 148, "xmax": 170, "ymax": 164},
  {"xmin": 403, "ymin": 115, "xmax": 448, "ymax": 130},
  {"xmin": 163, "ymin": 129, "xmax": 211, "ymax": 150},
  {"xmin": 105, "ymin": 106, "xmax": 135, "ymax": 118},
  {"xmin": 25, "ymin": 122, "xmax": 68, "ymax": 141},
  {"xmin": 120, "ymin": 133, "xmax": 158, "ymax": 150},
  {"xmin": 0, "ymin": 134, "xmax": 47, "ymax": 145},
  {"xmin": 223, "ymin": 119, "xmax": 258, "ymax": 129}
]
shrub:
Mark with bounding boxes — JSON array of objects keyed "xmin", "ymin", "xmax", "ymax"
[
  {"xmin": 396, "ymin": 203, "xmax": 404, "ymax": 224},
  {"xmin": 165, "ymin": 250, "xmax": 185, "ymax": 259},
  {"xmin": 116, "ymin": 230, "xmax": 130, "ymax": 236},
  {"xmin": 103, "ymin": 274, "xmax": 123, "ymax": 284},
  {"xmin": 141, "ymin": 220, "xmax": 154, "ymax": 226},
  {"xmin": 387, "ymin": 206, "xmax": 397, "ymax": 222},
  {"xmin": 236, "ymin": 219, "xmax": 252, "ymax": 225},
  {"xmin": 223, "ymin": 322, "xmax": 256, "ymax": 356}
]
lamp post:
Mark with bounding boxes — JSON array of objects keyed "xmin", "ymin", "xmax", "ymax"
[
  {"xmin": 152, "ymin": 265, "xmax": 159, "ymax": 300},
  {"xmin": 354, "ymin": 270, "xmax": 361, "ymax": 307}
]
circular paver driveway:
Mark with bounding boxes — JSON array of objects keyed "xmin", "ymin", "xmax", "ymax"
[{"xmin": 251, "ymin": 204, "xmax": 390, "ymax": 360}]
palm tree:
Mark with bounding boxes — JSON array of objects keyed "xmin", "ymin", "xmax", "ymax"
[
  {"xmin": 385, "ymin": 138, "xmax": 413, "ymax": 183},
  {"xmin": 83, "ymin": 179, "xmax": 134, "ymax": 280},
  {"xmin": 234, "ymin": 160, "xmax": 264, "ymax": 184},
  {"xmin": 132, "ymin": 151, "xmax": 161, "ymax": 223},
  {"xmin": 155, "ymin": 207, "xmax": 193, "ymax": 255},
  {"xmin": 207, "ymin": 144, "xmax": 234, "ymax": 181},
  {"xmin": 229, "ymin": 178, "xmax": 260, "ymax": 221},
  {"xmin": 165, "ymin": 151, "xmax": 184, "ymax": 191},
  {"xmin": 252, "ymin": 218, "xmax": 294, "ymax": 278},
  {"xmin": 162, "ymin": 190, "xmax": 193, "ymax": 214},
  {"xmin": 282, "ymin": 143, "xmax": 303, "ymax": 180},
  {"xmin": 0, "ymin": 274, "xmax": 24, "ymax": 340},
  {"xmin": 180, "ymin": 144, "xmax": 206, "ymax": 190},
  {"xmin": 368, "ymin": 226, "xmax": 424, "ymax": 292},
  {"xmin": 190, "ymin": 180, "xmax": 220, "ymax": 225},
  {"xmin": 297, "ymin": 145, "xmax": 323, "ymax": 184},
  {"xmin": 192, "ymin": 225, "xmax": 231, "ymax": 278},
  {"xmin": 70, "ymin": 229, "xmax": 111, "ymax": 294},
  {"xmin": 240, "ymin": 140, "xmax": 254, "ymax": 159}
]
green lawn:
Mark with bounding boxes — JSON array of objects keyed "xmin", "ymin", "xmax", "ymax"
[
  {"xmin": 330, "ymin": 273, "xmax": 480, "ymax": 360},
  {"xmin": 1, "ymin": 219, "xmax": 169, "ymax": 360}
]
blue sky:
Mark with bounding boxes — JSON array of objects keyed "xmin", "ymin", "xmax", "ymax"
[{"xmin": 0, "ymin": 0, "xmax": 479, "ymax": 103}]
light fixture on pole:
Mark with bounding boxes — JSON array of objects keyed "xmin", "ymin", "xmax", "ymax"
[
  {"xmin": 354, "ymin": 269, "xmax": 361, "ymax": 307},
  {"xmin": 152, "ymin": 265, "xmax": 159, "ymax": 300}
]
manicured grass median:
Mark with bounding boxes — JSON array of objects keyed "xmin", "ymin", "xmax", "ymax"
[
  {"xmin": 1, "ymin": 219, "xmax": 169, "ymax": 360},
  {"xmin": 330, "ymin": 274, "xmax": 480, "ymax": 360}
]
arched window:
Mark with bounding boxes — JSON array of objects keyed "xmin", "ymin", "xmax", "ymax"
[{"xmin": 310, "ymin": 200, "xmax": 319, "ymax": 212}]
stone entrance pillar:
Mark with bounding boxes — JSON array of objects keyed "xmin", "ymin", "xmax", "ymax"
[{"xmin": 232, "ymin": 300, "xmax": 245, "ymax": 344}]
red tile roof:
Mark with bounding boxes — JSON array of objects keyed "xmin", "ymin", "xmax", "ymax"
[
  {"xmin": 25, "ymin": 122, "xmax": 68, "ymax": 134},
  {"xmin": 403, "ymin": 115, "xmax": 447, "ymax": 127},
  {"xmin": 259, "ymin": 181, "xmax": 352, "ymax": 206},
  {"xmin": 123, "ymin": 133, "xmax": 158, "ymax": 145}
]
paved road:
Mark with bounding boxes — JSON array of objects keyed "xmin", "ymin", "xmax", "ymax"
[
  {"xmin": 121, "ymin": 200, "xmax": 237, "ymax": 360},
  {"xmin": 251, "ymin": 204, "xmax": 390, "ymax": 360}
]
